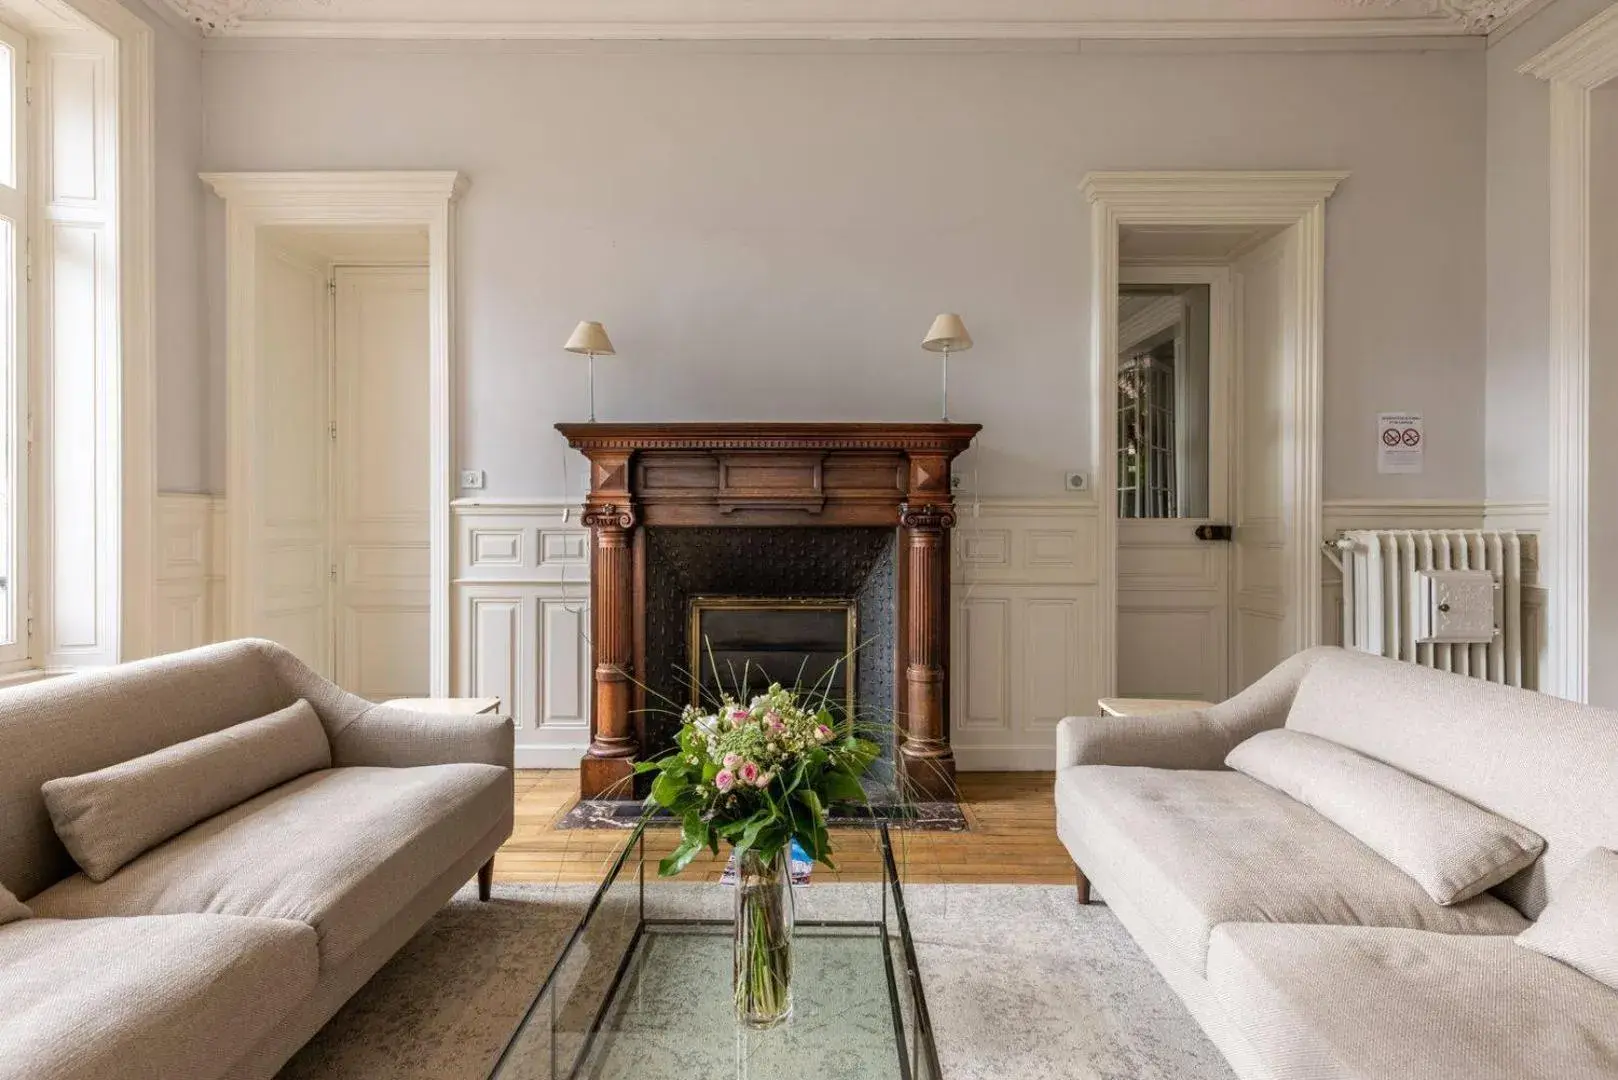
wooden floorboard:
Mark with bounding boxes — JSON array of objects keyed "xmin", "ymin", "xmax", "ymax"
[{"xmin": 493, "ymin": 770, "xmax": 1071, "ymax": 887}]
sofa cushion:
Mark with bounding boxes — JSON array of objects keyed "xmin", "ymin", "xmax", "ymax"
[
  {"xmin": 42, "ymin": 699, "xmax": 332, "ymax": 882},
  {"xmin": 1227, "ymin": 729, "xmax": 1544, "ymax": 904},
  {"xmin": 1518, "ymin": 847, "xmax": 1618, "ymax": 991},
  {"xmin": 29, "ymin": 764, "xmax": 510, "ymax": 967},
  {"xmin": 1055, "ymin": 765, "xmax": 1529, "ymax": 973},
  {"xmin": 1281, "ymin": 648, "xmax": 1618, "ymax": 918},
  {"xmin": 1208, "ymin": 922, "xmax": 1618, "ymax": 1080},
  {"xmin": 0, "ymin": 913, "xmax": 318, "ymax": 1080},
  {"xmin": 0, "ymin": 884, "xmax": 27, "ymax": 926}
]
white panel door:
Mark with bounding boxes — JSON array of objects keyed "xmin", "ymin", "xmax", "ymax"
[
  {"xmin": 1116, "ymin": 274, "xmax": 1232, "ymax": 701},
  {"xmin": 249, "ymin": 246, "xmax": 331, "ymax": 673},
  {"xmin": 1231, "ymin": 230, "xmax": 1297, "ymax": 691},
  {"xmin": 331, "ymin": 265, "xmax": 430, "ymax": 700}
]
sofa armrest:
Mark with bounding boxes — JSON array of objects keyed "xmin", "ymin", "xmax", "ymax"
[
  {"xmin": 1055, "ymin": 709, "xmax": 1234, "ymax": 770},
  {"xmin": 328, "ymin": 705, "xmax": 515, "ymax": 769},
  {"xmin": 1055, "ymin": 647, "xmax": 1327, "ymax": 770}
]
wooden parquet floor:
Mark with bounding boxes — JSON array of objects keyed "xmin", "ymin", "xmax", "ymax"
[{"xmin": 493, "ymin": 770, "xmax": 1073, "ymax": 887}]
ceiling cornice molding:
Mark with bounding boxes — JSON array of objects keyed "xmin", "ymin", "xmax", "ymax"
[
  {"xmin": 1336, "ymin": 0, "xmax": 1539, "ymax": 33},
  {"xmin": 157, "ymin": 0, "xmax": 1506, "ymax": 40},
  {"xmin": 1519, "ymin": 1, "xmax": 1618, "ymax": 86}
]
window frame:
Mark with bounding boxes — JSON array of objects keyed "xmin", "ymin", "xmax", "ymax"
[{"xmin": 0, "ymin": 19, "xmax": 29, "ymax": 673}]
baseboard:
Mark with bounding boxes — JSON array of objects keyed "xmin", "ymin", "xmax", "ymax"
[
  {"xmin": 514, "ymin": 745, "xmax": 590, "ymax": 769},
  {"xmin": 954, "ymin": 746, "xmax": 1056, "ymax": 771}
]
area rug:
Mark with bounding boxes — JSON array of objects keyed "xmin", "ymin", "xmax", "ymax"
[{"xmin": 277, "ymin": 882, "xmax": 1233, "ymax": 1080}]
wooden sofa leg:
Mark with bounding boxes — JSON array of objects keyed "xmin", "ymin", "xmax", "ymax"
[
  {"xmin": 478, "ymin": 857, "xmax": 495, "ymax": 902},
  {"xmin": 1075, "ymin": 866, "xmax": 1092, "ymax": 906}
]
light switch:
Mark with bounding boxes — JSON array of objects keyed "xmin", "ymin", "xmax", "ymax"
[{"xmin": 460, "ymin": 470, "xmax": 486, "ymax": 490}]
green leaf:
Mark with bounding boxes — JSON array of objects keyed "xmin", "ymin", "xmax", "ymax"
[
  {"xmin": 822, "ymin": 768, "xmax": 866, "ymax": 806},
  {"xmin": 658, "ymin": 836, "xmax": 703, "ymax": 877},
  {"xmin": 650, "ymin": 769, "xmax": 689, "ymax": 809}
]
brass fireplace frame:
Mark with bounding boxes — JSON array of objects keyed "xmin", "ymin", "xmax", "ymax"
[{"xmin": 686, "ymin": 596, "xmax": 858, "ymax": 719}]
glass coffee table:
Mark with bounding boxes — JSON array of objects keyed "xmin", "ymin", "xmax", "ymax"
[{"xmin": 488, "ymin": 822, "xmax": 941, "ymax": 1080}]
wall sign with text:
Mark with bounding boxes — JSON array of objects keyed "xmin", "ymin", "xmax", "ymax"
[{"xmin": 1377, "ymin": 412, "xmax": 1424, "ymax": 475}]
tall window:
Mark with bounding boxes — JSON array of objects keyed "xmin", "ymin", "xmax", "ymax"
[{"xmin": 0, "ymin": 22, "xmax": 25, "ymax": 669}]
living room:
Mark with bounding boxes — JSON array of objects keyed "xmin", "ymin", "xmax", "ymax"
[{"xmin": 1, "ymin": 0, "xmax": 1616, "ymax": 1077}]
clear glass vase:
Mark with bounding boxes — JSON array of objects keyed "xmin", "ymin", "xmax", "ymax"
[{"xmin": 733, "ymin": 847, "xmax": 794, "ymax": 1029}]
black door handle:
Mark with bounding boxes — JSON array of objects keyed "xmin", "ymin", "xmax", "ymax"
[{"xmin": 1195, "ymin": 525, "xmax": 1233, "ymax": 542}]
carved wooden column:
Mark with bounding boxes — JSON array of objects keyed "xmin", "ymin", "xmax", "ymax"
[
  {"xmin": 579, "ymin": 447, "xmax": 639, "ymax": 797},
  {"xmin": 899, "ymin": 464, "xmax": 959, "ymax": 800}
]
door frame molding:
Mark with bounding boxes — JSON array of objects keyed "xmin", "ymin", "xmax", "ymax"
[
  {"xmin": 200, "ymin": 171, "xmax": 467, "ymax": 695},
  {"xmin": 1081, "ymin": 171, "xmax": 1345, "ymax": 697},
  {"xmin": 1520, "ymin": 6, "xmax": 1618, "ymax": 703}
]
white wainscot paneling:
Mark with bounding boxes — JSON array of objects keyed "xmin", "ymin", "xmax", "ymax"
[
  {"xmin": 950, "ymin": 499, "xmax": 1100, "ymax": 771},
  {"xmin": 454, "ymin": 501, "xmax": 593, "ymax": 767},
  {"xmin": 153, "ymin": 494, "xmax": 224, "ymax": 656},
  {"xmin": 452, "ymin": 497, "xmax": 1100, "ymax": 772}
]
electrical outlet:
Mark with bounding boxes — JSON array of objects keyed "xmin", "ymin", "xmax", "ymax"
[
  {"xmin": 460, "ymin": 469, "xmax": 486, "ymax": 491},
  {"xmin": 1064, "ymin": 471, "xmax": 1089, "ymax": 493}
]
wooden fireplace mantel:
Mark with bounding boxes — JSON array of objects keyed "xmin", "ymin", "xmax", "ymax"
[{"xmin": 558, "ymin": 421, "xmax": 981, "ymax": 800}]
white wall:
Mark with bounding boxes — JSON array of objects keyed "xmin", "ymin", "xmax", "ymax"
[
  {"xmin": 1484, "ymin": 0, "xmax": 1613, "ymax": 504},
  {"xmin": 130, "ymin": 0, "xmax": 208, "ymax": 493},
  {"xmin": 1590, "ymin": 84, "xmax": 1618, "ymax": 708},
  {"xmin": 197, "ymin": 40, "xmax": 1487, "ymax": 503}
]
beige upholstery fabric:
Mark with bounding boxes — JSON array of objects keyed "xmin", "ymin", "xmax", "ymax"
[
  {"xmin": 0, "ymin": 914, "xmax": 318, "ymax": 1080},
  {"xmin": 1209, "ymin": 922, "xmax": 1618, "ymax": 1080},
  {"xmin": 30, "ymin": 764, "xmax": 511, "ymax": 968},
  {"xmin": 1057, "ymin": 648, "xmax": 1320, "ymax": 771},
  {"xmin": 1518, "ymin": 847, "xmax": 1618, "ymax": 990},
  {"xmin": 0, "ymin": 884, "xmax": 27, "ymax": 926},
  {"xmin": 221, "ymin": 817, "xmax": 511, "ymax": 1080},
  {"xmin": 1055, "ymin": 765, "xmax": 1528, "ymax": 973},
  {"xmin": 42, "ymin": 699, "xmax": 332, "ymax": 882},
  {"xmin": 1283, "ymin": 648, "xmax": 1618, "ymax": 917},
  {"xmin": 331, "ymin": 703, "xmax": 514, "ymax": 769},
  {"xmin": 1227, "ymin": 729, "xmax": 1544, "ymax": 904}
]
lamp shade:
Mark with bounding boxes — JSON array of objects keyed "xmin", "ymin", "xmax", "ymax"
[
  {"xmin": 564, "ymin": 321, "xmax": 616, "ymax": 356},
  {"xmin": 922, "ymin": 314, "xmax": 973, "ymax": 353}
]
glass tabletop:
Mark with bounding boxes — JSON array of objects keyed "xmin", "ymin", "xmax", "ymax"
[{"xmin": 488, "ymin": 823, "xmax": 941, "ymax": 1080}]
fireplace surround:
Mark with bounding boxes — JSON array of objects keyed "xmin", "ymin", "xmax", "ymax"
[{"xmin": 558, "ymin": 422, "xmax": 980, "ymax": 801}]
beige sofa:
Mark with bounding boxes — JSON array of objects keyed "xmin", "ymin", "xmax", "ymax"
[
  {"xmin": 0, "ymin": 639, "xmax": 515, "ymax": 1080},
  {"xmin": 1057, "ymin": 647, "xmax": 1618, "ymax": 1080}
]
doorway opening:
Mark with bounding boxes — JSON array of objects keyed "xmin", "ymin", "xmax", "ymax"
[
  {"xmin": 204, "ymin": 172, "xmax": 464, "ymax": 697},
  {"xmin": 1083, "ymin": 172, "xmax": 1346, "ymax": 702},
  {"xmin": 251, "ymin": 227, "xmax": 430, "ymax": 699}
]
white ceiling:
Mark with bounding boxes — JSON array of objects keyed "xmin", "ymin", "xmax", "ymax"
[{"xmin": 159, "ymin": 0, "xmax": 1546, "ymax": 40}]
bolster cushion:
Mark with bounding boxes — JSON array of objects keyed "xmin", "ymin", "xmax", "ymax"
[
  {"xmin": 1227, "ymin": 728, "xmax": 1543, "ymax": 905},
  {"xmin": 0, "ymin": 883, "xmax": 29, "ymax": 925},
  {"xmin": 42, "ymin": 699, "xmax": 332, "ymax": 882},
  {"xmin": 1517, "ymin": 847, "xmax": 1618, "ymax": 990}
]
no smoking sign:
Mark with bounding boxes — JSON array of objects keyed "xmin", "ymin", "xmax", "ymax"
[{"xmin": 1377, "ymin": 413, "xmax": 1423, "ymax": 475}]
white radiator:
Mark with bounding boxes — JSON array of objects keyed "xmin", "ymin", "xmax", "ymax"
[{"xmin": 1329, "ymin": 530, "xmax": 1524, "ymax": 687}]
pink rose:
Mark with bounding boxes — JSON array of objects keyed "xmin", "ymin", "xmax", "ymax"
[
  {"xmin": 723, "ymin": 753, "xmax": 740, "ymax": 769},
  {"xmin": 731, "ymin": 709, "xmax": 750, "ymax": 723},
  {"xmin": 738, "ymin": 761, "xmax": 759, "ymax": 785},
  {"xmin": 755, "ymin": 770, "xmax": 774, "ymax": 789},
  {"xmin": 715, "ymin": 769, "xmax": 735, "ymax": 792},
  {"xmin": 815, "ymin": 724, "xmax": 833, "ymax": 742}
]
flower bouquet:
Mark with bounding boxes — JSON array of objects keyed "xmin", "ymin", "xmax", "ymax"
[{"xmin": 636, "ymin": 680, "xmax": 880, "ymax": 1028}]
